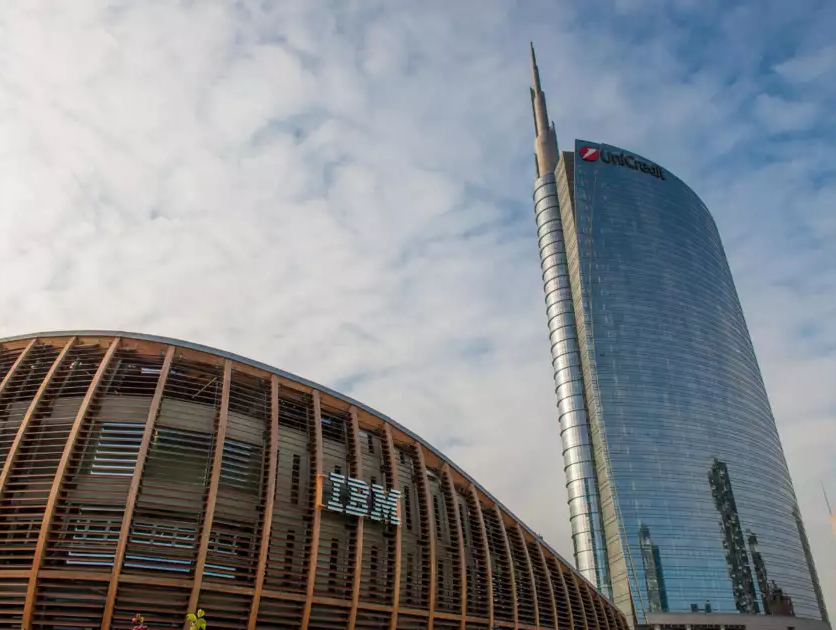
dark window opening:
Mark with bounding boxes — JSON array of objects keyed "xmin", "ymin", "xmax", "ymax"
[
  {"xmin": 291, "ymin": 454, "xmax": 301, "ymax": 505},
  {"xmin": 328, "ymin": 538, "xmax": 339, "ymax": 594},
  {"xmin": 433, "ymin": 495, "xmax": 442, "ymax": 540},
  {"xmin": 404, "ymin": 487, "xmax": 413, "ymax": 531},
  {"xmin": 405, "ymin": 553, "xmax": 415, "ymax": 605},
  {"xmin": 370, "ymin": 545, "xmax": 379, "ymax": 597},
  {"xmin": 282, "ymin": 531, "xmax": 296, "ymax": 588}
]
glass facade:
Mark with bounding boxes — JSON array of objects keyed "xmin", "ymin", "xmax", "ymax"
[{"xmin": 535, "ymin": 140, "xmax": 827, "ymax": 625}]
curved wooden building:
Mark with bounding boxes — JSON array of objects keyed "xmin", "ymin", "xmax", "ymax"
[{"xmin": 0, "ymin": 332, "xmax": 627, "ymax": 630}]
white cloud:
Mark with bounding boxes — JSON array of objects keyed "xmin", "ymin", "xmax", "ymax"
[
  {"xmin": 0, "ymin": 0, "xmax": 834, "ymax": 619},
  {"xmin": 753, "ymin": 93, "xmax": 820, "ymax": 133},
  {"xmin": 775, "ymin": 44, "xmax": 836, "ymax": 83}
]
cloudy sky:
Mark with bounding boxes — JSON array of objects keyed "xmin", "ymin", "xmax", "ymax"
[{"xmin": 1, "ymin": 0, "xmax": 834, "ymax": 615}]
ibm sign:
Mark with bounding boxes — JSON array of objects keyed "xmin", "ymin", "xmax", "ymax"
[{"xmin": 324, "ymin": 472, "xmax": 402, "ymax": 526}]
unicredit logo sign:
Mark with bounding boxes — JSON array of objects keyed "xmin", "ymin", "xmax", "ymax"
[{"xmin": 581, "ymin": 144, "xmax": 666, "ymax": 180}]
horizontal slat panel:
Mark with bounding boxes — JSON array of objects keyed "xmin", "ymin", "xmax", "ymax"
[
  {"xmin": 31, "ymin": 578, "xmax": 108, "ymax": 629},
  {"xmin": 0, "ymin": 579, "xmax": 27, "ymax": 628},
  {"xmin": 111, "ymin": 582, "xmax": 190, "ymax": 629}
]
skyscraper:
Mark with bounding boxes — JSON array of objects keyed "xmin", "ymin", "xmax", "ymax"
[{"xmin": 528, "ymin": 45, "xmax": 829, "ymax": 628}]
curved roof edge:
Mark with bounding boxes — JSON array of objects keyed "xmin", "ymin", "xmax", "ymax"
[{"xmin": 0, "ymin": 329, "xmax": 584, "ymax": 587}]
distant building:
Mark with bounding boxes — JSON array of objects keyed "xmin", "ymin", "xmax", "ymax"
[
  {"xmin": 708, "ymin": 459, "xmax": 759, "ymax": 614},
  {"xmin": 638, "ymin": 524, "xmax": 668, "ymax": 613}
]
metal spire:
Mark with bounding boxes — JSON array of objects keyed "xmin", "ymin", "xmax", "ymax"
[
  {"xmin": 530, "ymin": 41, "xmax": 542, "ymax": 92},
  {"xmin": 822, "ymin": 480, "xmax": 832, "ymax": 515},
  {"xmin": 529, "ymin": 42, "xmax": 559, "ymax": 177}
]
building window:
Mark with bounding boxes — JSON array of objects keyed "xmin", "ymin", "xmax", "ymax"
[
  {"xmin": 406, "ymin": 553, "xmax": 415, "ymax": 605},
  {"xmin": 404, "ymin": 487, "xmax": 413, "ymax": 531},
  {"xmin": 370, "ymin": 545, "xmax": 379, "ymax": 597},
  {"xmin": 433, "ymin": 495, "xmax": 443, "ymax": 540},
  {"xmin": 282, "ymin": 531, "xmax": 296, "ymax": 587},
  {"xmin": 328, "ymin": 538, "xmax": 339, "ymax": 594},
  {"xmin": 290, "ymin": 454, "xmax": 301, "ymax": 505}
]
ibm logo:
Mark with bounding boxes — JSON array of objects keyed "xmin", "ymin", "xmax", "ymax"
[{"xmin": 324, "ymin": 472, "xmax": 402, "ymax": 526}]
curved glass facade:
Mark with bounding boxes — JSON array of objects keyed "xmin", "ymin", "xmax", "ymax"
[{"xmin": 536, "ymin": 140, "xmax": 826, "ymax": 625}]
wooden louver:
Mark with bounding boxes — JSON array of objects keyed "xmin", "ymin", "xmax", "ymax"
[{"xmin": 0, "ymin": 332, "xmax": 627, "ymax": 630}]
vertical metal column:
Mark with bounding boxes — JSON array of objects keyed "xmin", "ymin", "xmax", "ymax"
[{"xmin": 534, "ymin": 170, "xmax": 609, "ymax": 592}]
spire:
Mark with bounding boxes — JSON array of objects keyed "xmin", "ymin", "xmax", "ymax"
[
  {"xmin": 529, "ymin": 42, "xmax": 559, "ymax": 177},
  {"xmin": 530, "ymin": 41, "xmax": 542, "ymax": 92},
  {"xmin": 823, "ymin": 481, "xmax": 832, "ymax": 516}
]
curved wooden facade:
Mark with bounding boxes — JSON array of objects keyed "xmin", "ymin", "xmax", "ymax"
[{"xmin": 0, "ymin": 332, "xmax": 627, "ymax": 630}]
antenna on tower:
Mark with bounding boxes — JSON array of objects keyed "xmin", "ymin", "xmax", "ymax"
[
  {"xmin": 529, "ymin": 42, "xmax": 559, "ymax": 177},
  {"xmin": 822, "ymin": 480, "xmax": 832, "ymax": 516}
]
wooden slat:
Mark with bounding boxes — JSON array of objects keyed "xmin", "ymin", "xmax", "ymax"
[
  {"xmin": 184, "ymin": 359, "xmax": 233, "ymax": 627},
  {"xmin": 469, "ymin": 484, "xmax": 493, "ymax": 629},
  {"xmin": 347, "ymin": 407, "xmax": 364, "ymax": 630},
  {"xmin": 442, "ymin": 465, "xmax": 467, "ymax": 629},
  {"xmin": 495, "ymin": 505, "xmax": 518, "ymax": 630},
  {"xmin": 516, "ymin": 523, "xmax": 540, "ymax": 629},
  {"xmin": 415, "ymin": 443, "xmax": 437, "ymax": 630},
  {"xmin": 583, "ymin": 582, "xmax": 602, "ymax": 630},
  {"xmin": 118, "ymin": 572, "xmax": 192, "ymax": 588},
  {"xmin": 100, "ymin": 345, "xmax": 176, "ymax": 630},
  {"xmin": 0, "ymin": 337, "xmax": 76, "ymax": 501},
  {"xmin": 571, "ymin": 573, "xmax": 590, "ymax": 630},
  {"xmin": 598, "ymin": 592, "xmax": 612, "ymax": 630},
  {"xmin": 556, "ymin": 562, "xmax": 575, "ymax": 630},
  {"xmin": 247, "ymin": 374, "xmax": 281, "ymax": 630},
  {"xmin": 301, "ymin": 389, "xmax": 324, "ymax": 630},
  {"xmin": 536, "ymin": 543, "xmax": 559, "ymax": 630},
  {"xmin": 22, "ymin": 337, "xmax": 120, "ymax": 628},
  {"xmin": 0, "ymin": 337, "xmax": 36, "ymax": 397},
  {"xmin": 384, "ymin": 424, "xmax": 402, "ymax": 630}
]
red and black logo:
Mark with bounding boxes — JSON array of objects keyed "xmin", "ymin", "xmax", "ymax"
[{"xmin": 579, "ymin": 143, "xmax": 666, "ymax": 180}]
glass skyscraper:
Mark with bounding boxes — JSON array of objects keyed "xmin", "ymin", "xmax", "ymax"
[{"xmin": 528, "ymin": 46, "xmax": 828, "ymax": 627}]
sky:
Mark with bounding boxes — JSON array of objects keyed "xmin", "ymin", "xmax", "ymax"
[{"xmin": 0, "ymin": 0, "xmax": 834, "ymax": 616}]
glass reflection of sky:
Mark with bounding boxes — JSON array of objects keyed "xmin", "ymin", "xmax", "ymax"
[{"xmin": 572, "ymin": 140, "xmax": 825, "ymax": 623}]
